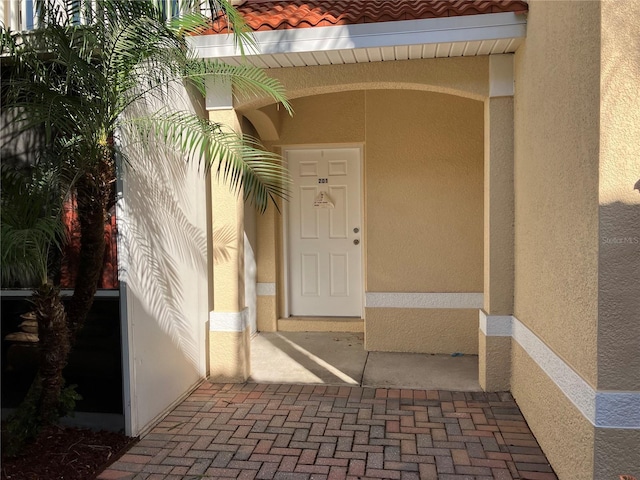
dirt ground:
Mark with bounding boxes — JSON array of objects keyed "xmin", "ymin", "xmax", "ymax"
[{"xmin": 1, "ymin": 424, "xmax": 135, "ymax": 480}]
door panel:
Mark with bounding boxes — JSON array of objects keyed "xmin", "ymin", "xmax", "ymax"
[
  {"xmin": 329, "ymin": 253, "xmax": 349, "ymax": 296},
  {"xmin": 288, "ymin": 148, "xmax": 362, "ymax": 317},
  {"xmin": 301, "ymin": 253, "xmax": 320, "ymax": 296},
  {"xmin": 329, "ymin": 186, "xmax": 348, "ymax": 239},
  {"xmin": 300, "ymin": 187, "xmax": 320, "ymax": 238}
]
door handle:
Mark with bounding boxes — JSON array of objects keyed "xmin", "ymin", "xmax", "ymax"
[{"xmin": 353, "ymin": 239, "xmax": 360, "ymax": 245}]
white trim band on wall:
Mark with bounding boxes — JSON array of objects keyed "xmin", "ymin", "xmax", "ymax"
[
  {"xmin": 511, "ymin": 317, "xmax": 599, "ymax": 426},
  {"xmin": 366, "ymin": 292, "xmax": 483, "ymax": 309},
  {"xmin": 596, "ymin": 393, "xmax": 640, "ymax": 429},
  {"xmin": 209, "ymin": 308, "xmax": 248, "ymax": 332},
  {"xmin": 256, "ymin": 282, "xmax": 276, "ymax": 296},
  {"xmin": 480, "ymin": 311, "xmax": 640, "ymax": 429},
  {"xmin": 479, "ymin": 310, "xmax": 513, "ymax": 336}
]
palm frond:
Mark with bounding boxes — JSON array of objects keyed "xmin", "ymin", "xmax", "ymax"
[
  {"xmin": 168, "ymin": 10, "xmax": 212, "ymax": 37},
  {"xmin": 127, "ymin": 110, "xmax": 291, "ymax": 213},
  {"xmin": 0, "ymin": 163, "xmax": 67, "ymax": 287},
  {"xmin": 202, "ymin": 0, "xmax": 256, "ymax": 56},
  {"xmin": 3, "ymin": 0, "xmax": 291, "ymax": 216},
  {"xmin": 185, "ymin": 59, "xmax": 293, "ymax": 114}
]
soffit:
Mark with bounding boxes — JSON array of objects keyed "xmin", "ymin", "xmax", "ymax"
[{"xmin": 189, "ymin": 1, "xmax": 528, "ymax": 67}]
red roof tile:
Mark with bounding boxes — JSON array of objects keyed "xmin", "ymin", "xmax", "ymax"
[{"xmin": 204, "ymin": 1, "xmax": 528, "ymax": 34}]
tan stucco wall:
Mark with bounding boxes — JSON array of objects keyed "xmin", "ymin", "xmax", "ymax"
[
  {"xmin": 511, "ymin": 342, "xmax": 595, "ymax": 480},
  {"xmin": 484, "ymin": 97, "xmax": 514, "ymax": 315},
  {"xmin": 272, "ymin": 90, "xmax": 365, "ymax": 146},
  {"xmin": 257, "ymin": 296, "xmax": 277, "ymax": 332},
  {"xmin": 264, "ymin": 90, "xmax": 366, "ymax": 323},
  {"xmin": 257, "ymin": 87, "xmax": 483, "ymax": 352},
  {"xmin": 256, "ymin": 205, "xmax": 277, "ymax": 284},
  {"xmin": 264, "ymin": 88, "xmax": 484, "ymax": 295},
  {"xmin": 478, "ymin": 333, "xmax": 510, "ymax": 391},
  {"xmin": 210, "ymin": 109, "xmax": 246, "ymax": 312},
  {"xmin": 208, "ymin": 109, "xmax": 251, "ymax": 382},
  {"xmin": 255, "ymin": 60, "xmax": 488, "ymax": 300},
  {"xmin": 365, "ymin": 309, "xmax": 478, "ymax": 354},
  {"xmin": 597, "ymin": 0, "xmax": 640, "ymax": 391},
  {"xmin": 208, "ymin": 330, "xmax": 250, "ymax": 382},
  {"xmin": 366, "ymin": 90, "xmax": 484, "ymax": 292},
  {"xmin": 238, "ymin": 57, "xmax": 489, "ymax": 113},
  {"xmin": 255, "ymin": 204, "xmax": 278, "ymax": 330},
  {"xmin": 513, "ymin": 0, "xmax": 600, "ymax": 387},
  {"xmin": 594, "ymin": 428, "xmax": 640, "ymax": 478},
  {"xmin": 513, "ymin": 3, "xmax": 640, "ymax": 478}
]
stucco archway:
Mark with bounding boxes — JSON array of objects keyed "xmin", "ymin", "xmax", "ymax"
[{"xmin": 210, "ymin": 56, "xmax": 515, "ymax": 395}]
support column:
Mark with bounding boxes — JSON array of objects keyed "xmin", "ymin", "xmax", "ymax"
[
  {"xmin": 252, "ymin": 116, "xmax": 282, "ymax": 333},
  {"xmin": 207, "ymin": 80, "xmax": 251, "ymax": 382},
  {"xmin": 480, "ymin": 55, "xmax": 515, "ymax": 391},
  {"xmin": 595, "ymin": 3, "xmax": 640, "ymax": 474},
  {"xmin": 255, "ymin": 204, "xmax": 278, "ymax": 331}
]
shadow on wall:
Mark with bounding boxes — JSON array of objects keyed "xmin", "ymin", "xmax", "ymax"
[
  {"xmin": 245, "ymin": 232, "xmax": 257, "ymax": 335},
  {"xmin": 599, "ymin": 200, "xmax": 640, "ymax": 285},
  {"xmin": 213, "ymin": 223, "xmax": 236, "ymax": 266},
  {"xmin": 118, "ymin": 130, "xmax": 208, "ymax": 369},
  {"xmin": 598, "ymin": 200, "xmax": 640, "ymax": 379}
]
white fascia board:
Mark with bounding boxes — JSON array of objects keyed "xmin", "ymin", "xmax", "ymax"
[{"xmin": 189, "ymin": 12, "xmax": 526, "ymax": 60}]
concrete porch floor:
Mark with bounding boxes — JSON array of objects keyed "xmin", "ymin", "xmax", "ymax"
[{"xmin": 250, "ymin": 332, "xmax": 482, "ymax": 392}]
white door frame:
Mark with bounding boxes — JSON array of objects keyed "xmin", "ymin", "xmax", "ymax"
[{"xmin": 282, "ymin": 144, "xmax": 365, "ymax": 319}]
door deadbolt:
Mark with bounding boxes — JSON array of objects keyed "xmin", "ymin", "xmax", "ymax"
[
  {"xmin": 353, "ymin": 227, "xmax": 359, "ymax": 233},
  {"xmin": 353, "ymin": 239, "xmax": 360, "ymax": 245}
]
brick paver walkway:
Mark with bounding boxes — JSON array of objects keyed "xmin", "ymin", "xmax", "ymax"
[{"xmin": 98, "ymin": 382, "xmax": 557, "ymax": 480}]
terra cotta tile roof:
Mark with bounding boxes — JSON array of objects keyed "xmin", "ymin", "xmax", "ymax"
[{"xmin": 205, "ymin": 0, "xmax": 528, "ymax": 34}]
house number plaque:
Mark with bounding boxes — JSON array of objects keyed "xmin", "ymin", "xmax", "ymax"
[{"xmin": 318, "ymin": 178, "xmax": 328, "ymax": 184}]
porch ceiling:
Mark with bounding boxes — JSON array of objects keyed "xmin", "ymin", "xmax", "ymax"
[{"xmin": 189, "ymin": 12, "xmax": 527, "ymax": 68}]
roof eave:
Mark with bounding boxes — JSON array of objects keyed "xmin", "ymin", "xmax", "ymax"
[{"xmin": 188, "ymin": 12, "xmax": 527, "ymax": 65}]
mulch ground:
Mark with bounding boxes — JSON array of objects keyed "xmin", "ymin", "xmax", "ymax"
[{"xmin": 1, "ymin": 424, "xmax": 135, "ymax": 480}]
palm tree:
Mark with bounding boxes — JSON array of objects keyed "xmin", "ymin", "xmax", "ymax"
[
  {"xmin": 0, "ymin": 160, "xmax": 79, "ymax": 454},
  {"xmin": 1, "ymin": 0, "xmax": 291, "ymax": 450}
]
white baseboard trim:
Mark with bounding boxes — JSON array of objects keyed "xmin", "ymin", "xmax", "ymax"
[
  {"xmin": 479, "ymin": 310, "xmax": 513, "ymax": 336},
  {"xmin": 511, "ymin": 317, "xmax": 599, "ymax": 426},
  {"xmin": 209, "ymin": 308, "xmax": 248, "ymax": 332},
  {"xmin": 365, "ymin": 292, "xmax": 483, "ymax": 309},
  {"xmin": 480, "ymin": 310, "xmax": 640, "ymax": 429}
]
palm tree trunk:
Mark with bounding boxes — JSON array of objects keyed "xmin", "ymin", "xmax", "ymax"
[
  {"xmin": 6, "ymin": 283, "xmax": 70, "ymax": 454},
  {"xmin": 67, "ymin": 148, "xmax": 114, "ymax": 341},
  {"xmin": 34, "ymin": 282, "xmax": 70, "ymax": 423},
  {"xmin": 66, "ymin": 178, "xmax": 106, "ymax": 340}
]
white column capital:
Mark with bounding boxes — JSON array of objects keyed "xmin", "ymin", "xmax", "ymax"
[
  {"xmin": 206, "ymin": 76, "xmax": 233, "ymax": 111},
  {"xmin": 489, "ymin": 54, "xmax": 514, "ymax": 98}
]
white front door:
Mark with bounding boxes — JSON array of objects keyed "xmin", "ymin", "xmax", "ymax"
[{"xmin": 287, "ymin": 147, "xmax": 362, "ymax": 317}]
